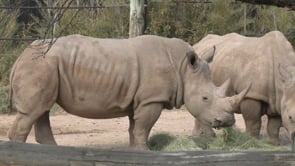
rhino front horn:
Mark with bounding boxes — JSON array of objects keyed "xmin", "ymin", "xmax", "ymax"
[{"xmin": 228, "ymin": 83, "xmax": 251, "ymax": 111}]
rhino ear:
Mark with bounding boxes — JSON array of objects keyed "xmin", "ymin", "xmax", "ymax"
[
  {"xmin": 187, "ymin": 51, "xmax": 199, "ymax": 70},
  {"xmin": 202, "ymin": 45, "xmax": 216, "ymax": 63},
  {"xmin": 278, "ymin": 64, "xmax": 293, "ymax": 88}
]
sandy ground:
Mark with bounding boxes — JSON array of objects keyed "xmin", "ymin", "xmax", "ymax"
[{"xmin": 0, "ymin": 109, "xmax": 290, "ymax": 149}]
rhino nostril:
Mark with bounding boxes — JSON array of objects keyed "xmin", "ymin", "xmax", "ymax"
[
  {"xmin": 202, "ymin": 96, "xmax": 208, "ymax": 101},
  {"xmin": 214, "ymin": 118, "xmax": 222, "ymax": 125},
  {"xmin": 289, "ymin": 116, "xmax": 293, "ymax": 120}
]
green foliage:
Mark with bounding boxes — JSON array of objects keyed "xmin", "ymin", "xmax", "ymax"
[
  {"xmin": 56, "ymin": 7, "xmax": 129, "ymax": 38},
  {"xmin": 0, "ymin": 55, "xmax": 16, "ymax": 86},
  {"xmin": 28, "ymin": 0, "xmax": 129, "ymax": 39},
  {"xmin": 149, "ymin": 127, "xmax": 290, "ymax": 151},
  {"xmin": 206, "ymin": 0, "xmax": 245, "ymax": 34},
  {"xmin": 146, "ymin": 0, "xmax": 295, "ymax": 45},
  {"xmin": 0, "ymin": 86, "xmax": 9, "ymax": 113},
  {"xmin": 0, "ymin": 0, "xmax": 22, "ymax": 87},
  {"xmin": 0, "ymin": 1, "xmax": 19, "ymax": 48}
]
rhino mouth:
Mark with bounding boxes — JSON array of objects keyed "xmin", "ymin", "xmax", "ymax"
[{"xmin": 211, "ymin": 118, "xmax": 235, "ymax": 128}]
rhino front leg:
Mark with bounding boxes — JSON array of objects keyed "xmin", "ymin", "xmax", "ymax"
[
  {"xmin": 129, "ymin": 103, "xmax": 162, "ymax": 150},
  {"xmin": 267, "ymin": 115, "xmax": 282, "ymax": 145},
  {"xmin": 34, "ymin": 111, "xmax": 57, "ymax": 145},
  {"xmin": 192, "ymin": 118, "xmax": 216, "ymax": 137},
  {"xmin": 240, "ymin": 99, "xmax": 262, "ymax": 138}
]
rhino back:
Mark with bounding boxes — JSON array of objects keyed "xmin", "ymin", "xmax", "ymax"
[{"xmin": 194, "ymin": 31, "xmax": 295, "ymax": 114}]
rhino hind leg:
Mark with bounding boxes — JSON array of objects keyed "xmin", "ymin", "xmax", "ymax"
[
  {"xmin": 8, "ymin": 106, "xmax": 50, "ymax": 143},
  {"xmin": 267, "ymin": 115, "xmax": 282, "ymax": 145},
  {"xmin": 129, "ymin": 103, "xmax": 162, "ymax": 150},
  {"xmin": 8, "ymin": 113, "xmax": 33, "ymax": 142},
  {"xmin": 8, "ymin": 64, "xmax": 58, "ymax": 143},
  {"xmin": 240, "ymin": 99, "xmax": 262, "ymax": 138},
  {"xmin": 34, "ymin": 111, "xmax": 57, "ymax": 145},
  {"xmin": 128, "ymin": 114, "xmax": 135, "ymax": 146},
  {"xmin": 192, "ymin": 118, "xmax": 216, "ymax": 137}
]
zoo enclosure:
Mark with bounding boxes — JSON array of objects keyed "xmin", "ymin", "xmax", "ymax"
[
  {"xmin": 0, "ymin": 1, "xmax": 295, "ymax": 165},
  {"xmin": 0, "ymin": 0, "xmax": 294, "ymax": 112}
]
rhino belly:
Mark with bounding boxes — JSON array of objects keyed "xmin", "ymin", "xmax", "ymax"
[
  {"xmin": 56, "ymin": 73, "xmax": 135, "ymax": 119},
  {"xmin": 57, "ymin": 96, "xmax": 132, "ymax": 119}
]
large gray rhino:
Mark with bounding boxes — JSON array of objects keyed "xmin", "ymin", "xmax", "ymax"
[
  {"xmin": 8, "ymin": 35, "xmax": 249, "ymax": 150},
  {"xmin": 192, "ymin": 31, "xmax": 295, "ymax": 144}
]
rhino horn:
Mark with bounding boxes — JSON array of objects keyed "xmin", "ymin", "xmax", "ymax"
[
  {"xmin": 216, "ymin": 78, "xmax": 231, "ymax": 97},
  {"xmin": 228, "ymin": 83, "xmax": 251, "ymax": 112}
]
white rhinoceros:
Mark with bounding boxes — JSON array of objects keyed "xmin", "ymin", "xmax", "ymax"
[
  {"xmin": 192, "ymin": 31, "xmax": 295, "ymax": 144},
  {"xmin": 8, "ymin": 35, "xmax": 249, "ymax": 150}
]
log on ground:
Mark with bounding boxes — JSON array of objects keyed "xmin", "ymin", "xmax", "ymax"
[{"xmin": 0, "ymin": 141, "xmax": 294, "ymax": 166}]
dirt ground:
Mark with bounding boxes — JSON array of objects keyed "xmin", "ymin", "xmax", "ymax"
[{"xmin": 0, "ymin": 109, "xmax": 290, "ymax": 149}]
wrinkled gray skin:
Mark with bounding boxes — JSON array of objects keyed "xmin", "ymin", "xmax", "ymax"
[
  {"xmin": 8, "ymin": 35, "xmax": 248, "ymax": 150},
  {"xmin": 192, "ymin": 31, "xmax": 295, "ymax": 145}
]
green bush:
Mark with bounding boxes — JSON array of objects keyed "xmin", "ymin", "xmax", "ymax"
[
  {"xmin": 0, "ymin": 86, "xmax": 9, "ymax": 113},
  {"xmin": 56, "ymin": 8, "xmax": 129, "ymax": 38},
  {"xmin": 146, "ymin": 0, "xmax": 295, "ymax": 45}
]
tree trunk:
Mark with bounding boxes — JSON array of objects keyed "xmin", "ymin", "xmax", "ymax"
[{"xmin": 129, "ymin": 0, "xmax": 145, "ymax": 38}]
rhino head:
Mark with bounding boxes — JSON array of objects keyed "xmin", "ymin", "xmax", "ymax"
[
  {"xmin": 279, "ymin": 65, "xmax": 295, "ymax": 139},
  {"xmin": 182, "ymin": 48, "xmax": 250, "ymax": 128}
]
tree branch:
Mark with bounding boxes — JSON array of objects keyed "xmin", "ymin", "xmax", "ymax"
[{"xmin": 236, "ymin": 0, "xmax": 295, "ymax": 11}]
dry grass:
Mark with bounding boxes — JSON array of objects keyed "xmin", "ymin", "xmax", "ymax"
[{"xmin": 149, "ymin": 127, "xmax": 291, "ymax": 151}]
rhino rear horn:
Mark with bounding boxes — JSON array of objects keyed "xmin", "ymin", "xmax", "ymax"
[
  {"xmin": 228, "ymin": 83, "xmax": 251, "ymax": 111},
  {"xmin": 216, "ymin": 78, "xmax": 231, "ymax": 97}
]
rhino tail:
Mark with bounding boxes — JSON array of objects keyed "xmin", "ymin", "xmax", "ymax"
[
  {"xmin": 8, "ymin": 53, "xmax": 24, "ymax": 112},
  {"xmin": 8, "ymin": 82, "xmax": 13, "ymax": 112},
  {"xmin": 8, "ymin": 62, "xmax": 16, "ymax": 112}
]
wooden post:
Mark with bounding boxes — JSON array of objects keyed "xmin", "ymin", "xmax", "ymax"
[
  {"xmin": 292, "ymin": 132, "xmax": 295, "ymax": 152},
  {"xmin": 129, "ymin": 0, "xmax": 145, "ymax": 38},
  {"xmin": 243, "ymin": 4, "xmax": 247, "ymax": 35}
]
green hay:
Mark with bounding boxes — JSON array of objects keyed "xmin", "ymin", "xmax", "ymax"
[
  {"xmin": 148, "ymin": 127, "xmax": 290, "ymax": 151},
  {"xmin": 209, "ymin": 127, "xmax": 290, "ymax": 151},
  {"xmin": 149, "ymin": 133, "xmax": 204, "ymax": 151}
]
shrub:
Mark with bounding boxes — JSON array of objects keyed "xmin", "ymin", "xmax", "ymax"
[{"xmin": 0, "ymin": 86, "xmax": 9, "ymax": 113}]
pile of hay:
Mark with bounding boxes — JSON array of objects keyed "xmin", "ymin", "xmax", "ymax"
[{"xmin": 148, "ymin": 127, "xmax": 290, "ymax": 151}]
